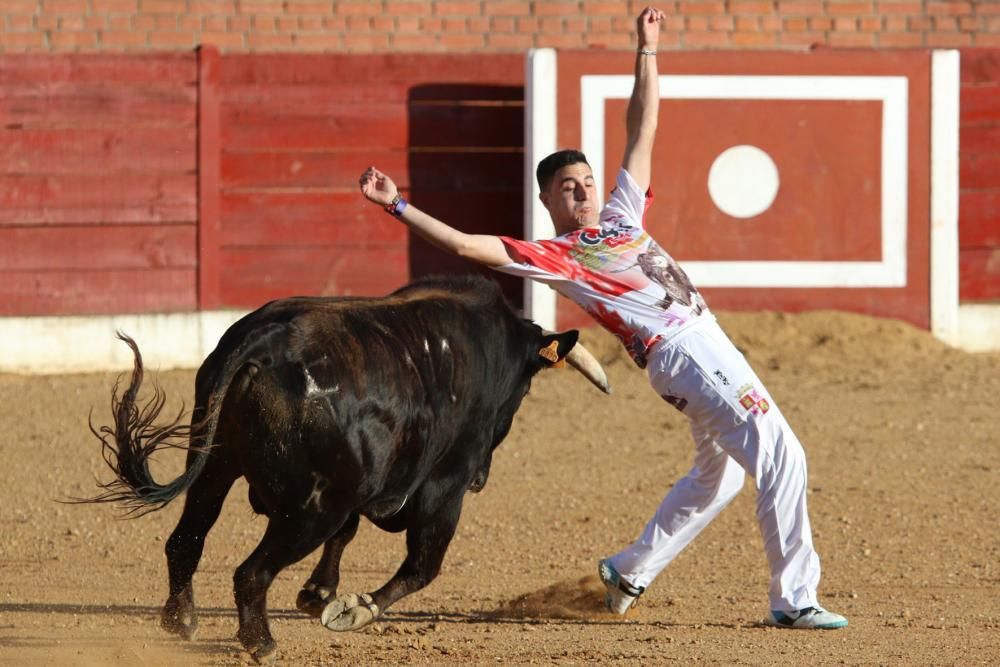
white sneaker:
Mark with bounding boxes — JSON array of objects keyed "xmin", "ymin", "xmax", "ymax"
[
  {"xmin": 597, "ymin": 559, "xmax": 645, "ymax": 615},
  {"xmin": 764, "ymin": 606, "xmax": 848, "ymax": 629}
]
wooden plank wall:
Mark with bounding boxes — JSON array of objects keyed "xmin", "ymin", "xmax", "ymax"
[
  {"xmin": 212, "ymin": 54, "xmax": 525, "ymax": 309},
  {"xmin": 0, "ymin": 54, "xmax": 199, "ymax": 316},
  {"xmin": 0, "ymin": 50, "xmax": 993, "ymax": 318},
  {"xmin": 959, "ymin": 48, "xmax": 1000, "ymax": 302}
]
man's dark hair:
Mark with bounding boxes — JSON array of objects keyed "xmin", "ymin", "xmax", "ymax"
[{"xmin": 536, "ymin": 149, "xmax": 590, "ymax": 191}]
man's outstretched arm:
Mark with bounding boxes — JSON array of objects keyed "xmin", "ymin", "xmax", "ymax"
[
  {"xmin": 358, "ymin": 166, "xmax": 514, "ymax": 267},
  {"xmin": 622, "ymin": 6, "xmax": 665, "ymax": 193}
]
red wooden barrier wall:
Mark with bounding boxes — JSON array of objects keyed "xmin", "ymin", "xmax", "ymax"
[
  {"xmin": 959, "ymin": 49, "xmax": 1000, "ymax": 302},
  {"xmin": 0, "ymin": 50, "xmax": 994, "ymax": 318},
  {"xmin": 0, "ymin": 54, "xmax": 199, "ymax": 315}
]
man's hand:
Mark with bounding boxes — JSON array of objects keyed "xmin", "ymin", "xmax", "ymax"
[
  {"xmin": 637, "ymin": 6, "xmax": 665, "ymax": 50},
  {"xmin": 359, "ymin": 166, "xmax": 397, "ymax": 207}
]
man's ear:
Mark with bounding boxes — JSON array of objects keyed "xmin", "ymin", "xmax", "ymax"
[{"xmin": 538, "ymin": 190, "xmax": 550, "ymax": 210}]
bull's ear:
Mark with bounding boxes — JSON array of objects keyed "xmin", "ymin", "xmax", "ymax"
[{"xmin": 538, "ymin": 329, "xmax": 579, "ymax": 368}]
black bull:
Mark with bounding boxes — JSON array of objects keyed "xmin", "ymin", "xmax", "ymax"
[{"xmin": 79, "ymin": 275, "xmax": 609, "ymax": 663}]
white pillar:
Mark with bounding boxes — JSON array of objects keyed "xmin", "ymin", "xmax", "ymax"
[
  {"xmin": 930, "ymin": 49, "xmax": 961, "ymax": 346},
  {"xmin": 523, "ymin": 48, "xmax": 558, "ymax": 329}
]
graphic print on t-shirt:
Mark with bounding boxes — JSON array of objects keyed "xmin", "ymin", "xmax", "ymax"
[{"xmin": 627, "ymin": 240, "xmax": 706, "ymax": 314}]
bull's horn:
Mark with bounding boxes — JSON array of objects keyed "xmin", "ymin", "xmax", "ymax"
[{"xmin": 566, "ymin": 342, "xmax": 611, "ymax": 394}]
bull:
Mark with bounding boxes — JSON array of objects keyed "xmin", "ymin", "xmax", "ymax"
[{"xmin": 79, "ymin": 275, "xmax": 609, "ymax": 663}]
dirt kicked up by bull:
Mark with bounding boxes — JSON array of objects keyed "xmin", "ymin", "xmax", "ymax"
[{"xmin": 72, "ymin": 275, "xmax": 609, "ymax": 664}]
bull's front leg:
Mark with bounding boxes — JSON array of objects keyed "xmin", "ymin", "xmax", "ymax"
[
  {"xmin": 320, "ymin": 495, "xmax": 463, "ymax": 632},
  {"xmin": 295, "ymin": 512, "xmax": 361, "ymax": 617}
]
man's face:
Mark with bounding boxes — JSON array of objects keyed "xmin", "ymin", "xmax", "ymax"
[{"xmin": 540, "ymin": 162, "xmax": 599, "ymax": 234}]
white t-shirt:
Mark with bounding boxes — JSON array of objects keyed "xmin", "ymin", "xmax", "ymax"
[{"xmin": 495, "ymin": 168, "xmax": 710, "ymax": 368}]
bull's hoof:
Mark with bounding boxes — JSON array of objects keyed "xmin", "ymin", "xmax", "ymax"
[
  {"xmin": 250, "ymin": 641, "xmax": 278, "ymax": 665},
  {"xmin": 296, "ymin": 584, "xmax": 335, "ymax": 618},
  {"xmin": 161, "ymin": 605, "xmax": 198, "ymax": 641},
  {"xmin": 320, "ymin": 592, "xmax": 380, "ymax": 632},
  {"xmin": 238, "ymin": 627, "xmax": 276, "ymax": 665}
]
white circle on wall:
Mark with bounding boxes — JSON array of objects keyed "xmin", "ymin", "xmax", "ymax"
[{"xmin": 707, "ymin": 145, "xmax": 780, "ymax": 219}]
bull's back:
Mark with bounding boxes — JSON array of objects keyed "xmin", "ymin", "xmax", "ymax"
[{"xmin": 201, "ymin": 276, "xmax": 519, "ymax": 462}]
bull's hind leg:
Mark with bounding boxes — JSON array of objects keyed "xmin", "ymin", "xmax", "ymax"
[
  {"xmin": 234, "ymin": 511, "xmax": 347, "ymax": 663},
  {"xmin": 295, "ymin": 512, "xmax": 361, "ymax": 618},
  {"xmin": 162, "ymin": 452, "xmax": 240, "ymax": 641},
  {"xmin": 321, "ymin": 496, "xmax": 463, "ymax": 632}
]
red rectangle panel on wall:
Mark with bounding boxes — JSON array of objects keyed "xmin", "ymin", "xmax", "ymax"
[
  {"xmin": 553, "ymin": 50, "xmax": 932, "ymax": 330},
  {"xmin": 0, "ymin": 53, "xmax": 199, "ymax": 316},
  {"xmin": 603, "ymin": 97, "xmax": 884, "ymax": 263},
  {"xmin": 216, "ymin": 54, "xmax": 525, "ymax": 309},
  {"xmin": 958, "ymin": 48, "xmax": 1000, "ymax": 302}
]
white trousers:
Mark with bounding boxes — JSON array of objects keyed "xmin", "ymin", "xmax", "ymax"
[{"xmin": 607, "ymin": 319, "xmax": 821, "ymax": 612}]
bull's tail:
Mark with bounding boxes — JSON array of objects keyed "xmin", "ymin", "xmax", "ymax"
[{"xmin": 76, "ymin": 332, "xmax": 251, "ymax": 517}]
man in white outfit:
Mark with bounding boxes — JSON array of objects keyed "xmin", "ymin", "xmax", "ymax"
[{"xmin": 357, "ymin": 6, "xmax": 847, "ymax": 630}]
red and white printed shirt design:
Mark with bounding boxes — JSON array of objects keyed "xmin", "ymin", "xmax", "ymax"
[{"xmin": 496, "ymin": 168, "xmax": 710, "ymax": 368}]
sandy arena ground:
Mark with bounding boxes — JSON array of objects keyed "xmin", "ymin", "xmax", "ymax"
[{"xmin": 1, "ymin": 310, "xmax": 998, "ymax": 666}]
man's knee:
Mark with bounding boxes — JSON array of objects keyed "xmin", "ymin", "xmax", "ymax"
[{"xmin": 689, "ymin": 458, "xmax": 745, "ymax": 503}]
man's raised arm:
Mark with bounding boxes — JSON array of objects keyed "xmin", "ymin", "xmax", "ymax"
[
  {"xmin": 622, "ymin": 7, "xmax": 665, "ymax": 192},
  {"xmin": 358, "ymin": 166, "xmax": 513, "ymax": 268}
]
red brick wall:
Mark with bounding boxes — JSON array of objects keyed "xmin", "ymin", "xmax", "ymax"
[{"xmin": 1, "ymin": 1, "xmax": 998, "ymax": 54}]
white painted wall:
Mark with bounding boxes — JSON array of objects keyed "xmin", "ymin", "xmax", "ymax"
[
  {"xmin": 956, "ymin": 305, "xmax": 1000, "ymax": 353},
  {"xmin": 0, "ymin": 311, "xmax": 247, "ymax": 374}
]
